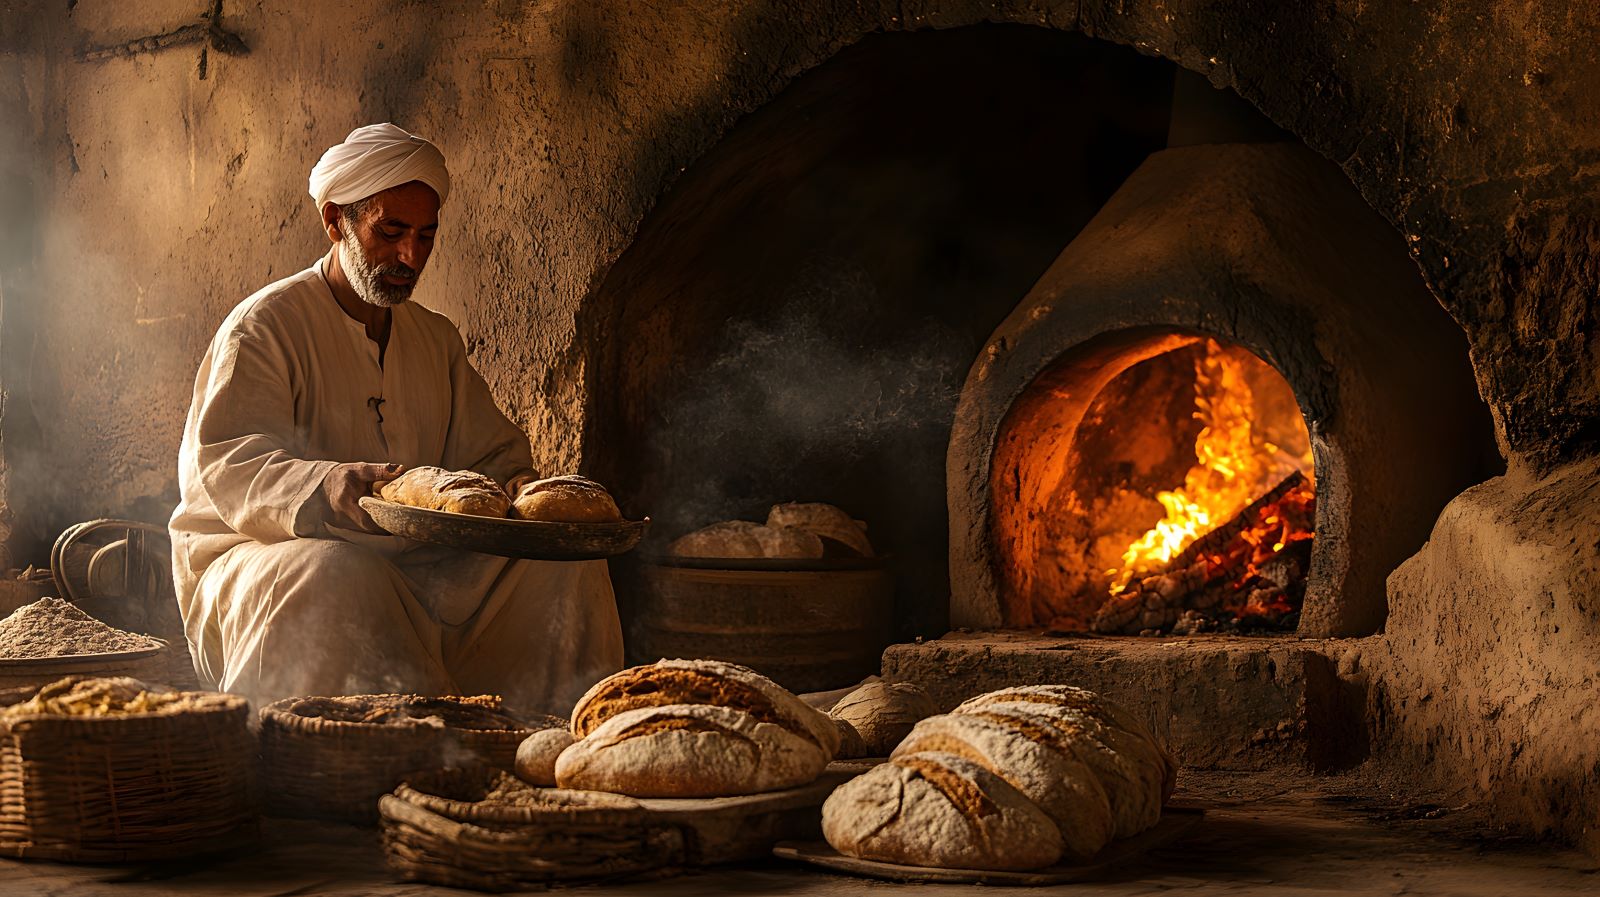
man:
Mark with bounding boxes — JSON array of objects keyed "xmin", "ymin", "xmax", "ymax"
[{"xmin": 169, "ymin": 123, "xmax": 623, "ymax": 714}]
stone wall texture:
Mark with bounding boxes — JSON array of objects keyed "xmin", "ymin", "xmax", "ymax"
[{"xmin": 2, "ymin": 0, "xmax": 1598, "ymax": 852}]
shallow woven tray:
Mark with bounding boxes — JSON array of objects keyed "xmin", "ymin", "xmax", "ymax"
[
  {"xmin": 381, "ymin": 766, "xmax": 857, "ymax": 891},
  {"xmin": 359, "ymin": 497, "xmax": 649, "ymax": 560},
  {"xmin": 0, "ymin": 643, "xmax": 170, "ymax": 692},
  {"xmin": 0, "ymin": 684, "xmax": 255, "ymax": 862},
  {"xmin": 259, "ymin": 694, "xmax": 562, "ymax": 824}
]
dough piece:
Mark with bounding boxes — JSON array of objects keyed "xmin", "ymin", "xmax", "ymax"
[
  {"xmin": 380, "ymin": 466, "xmax": 510, "ymax": 518},
  {"xmin": 827, "ymin": 681, "xmax": 938, "ymax": 756},
  {"xmin": 955, "ymin": 685, "xmax": 1176, "ymax": 802},
  {"xmin": 821, "ymin": 751, "xmax": 1063, "ymax": 871},
  {"xmin": 553, "ymin": 703, "xmax": 826, "ymax": 797},
  {"xmin": 511, "ymin": 481, "xmax": 622, "ymax": 523},
  {"xmin": 766, "ymin": 502, "xmax": 873, "ymax": 557},
  {"xmin": 754, "ymin": 525, "xmax": 824, "ymax": 559},
  {"xmin": 892, "ymin": 713, "xmax": 1114, "ymax": 859},
  {"xmin": 669, "ymin": 521, "xmax": 766, "ymax": 558},
  {"xmin": 961, "ymin": 702, "xmax": 1162, "ymax": 839},
  {"xmin": 514, "ymin": 728, "xmax": 576, "ymax": 786},
  {"xmin": 569, "ymin": 659, "xmax": 840, "ymax": 759}
]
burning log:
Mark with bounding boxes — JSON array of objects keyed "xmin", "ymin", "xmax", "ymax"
[{"xmin": 1091, "ymin": 471, "xmax": 1314, "ymax": 635}]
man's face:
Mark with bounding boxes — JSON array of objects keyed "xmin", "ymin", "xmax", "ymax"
[{"xmin": 337, "ymin": 181, "xmax": 440, "ymax": 307}]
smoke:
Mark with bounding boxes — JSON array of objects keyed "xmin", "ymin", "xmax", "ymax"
[{"xmin": 647, "ymin": 259, "xmax": 969, "ymax": 535}]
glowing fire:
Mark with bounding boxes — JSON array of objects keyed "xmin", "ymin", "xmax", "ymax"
[{"xmin": 1107, "ymin": 340, "xmax": 1314, "ymax": 593}]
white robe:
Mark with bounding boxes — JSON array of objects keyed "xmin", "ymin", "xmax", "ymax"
[{"xmin": 168, "ymin": 259, "xmax": 622, "ymax": 714}]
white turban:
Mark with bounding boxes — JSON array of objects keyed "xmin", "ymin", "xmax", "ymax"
[{"xmin": 307, "ymin": 123, "xmax": 450, "ymax": 211}]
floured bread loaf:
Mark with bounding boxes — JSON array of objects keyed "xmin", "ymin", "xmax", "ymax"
[
  {"xmin": 828, "ymin": 681, "xmax": 938, "ymax": 757},
  {"xmin": 380, "ymin": 466, "xmax": 510, "ymax": 518},
  {"xmin": 669, "ymin": 521, "xmax": 765, "ymax": 558},
  {"xmin": 569, "ymin": 659, "xmax": 840, "ymax": 760},
  {"xmin": 893, "ymin": 713, "xmax": 1114, "ymax": 859},
  {"xmin": 961, "ymin": 701, "xmax": 1162, "ymax": 839},
  {"xmin": 767, "ymin": 502, "xmax": 873, "ymax": 557},
  {"xmin": 511, "ymin": 476, "xmax": 622, "ymax": 523},
  {"xmin": 832, "ymin": 715, "xmax": 869, "ymax": 760},
  {"xmin": 821, "ymin": 751, "xmax": 1063, "ymax": 871},
  {"xmin": 514, "ymin": 728, "xmax": 576, "ymax": 787},
  {"xmin": 669, "ymin": 521, "xmax": 823, "ymax": 559},
  {"xmin": 553, "ymin": 703, "xmax": 826, "ymax": 797},
  {"xmin": 954, "ymin": 684, "xmax": 1176, "ymax": 801}
]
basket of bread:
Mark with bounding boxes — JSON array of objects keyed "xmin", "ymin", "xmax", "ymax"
[
  {"xmin": 379, "ymin": 659, "xmax": 851, "ymax": 890},
  {"xmin": 259, "ymin": 693, "xmax": 564, "ymax": 823},
  {"xmin": 776, "ymin": 684, "xmax": 1192, "ymax": 883},
  {"xmin": 359, "ymin": 469, "xmax": 647, "ymax": 560},
  {"xmin": 0, "ymin": 675, "xmax": 255, "ymax": 862}
]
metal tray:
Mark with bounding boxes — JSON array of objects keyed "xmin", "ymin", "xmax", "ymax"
[
  {"xmin": 772, "ymin": 806, "xmax": 1204, "ymax": 885},
  {"xmin": 359, "ymin": 497, "xmax": 649, "ymax": 561}
]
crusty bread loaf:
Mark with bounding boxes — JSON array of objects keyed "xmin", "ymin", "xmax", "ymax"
[
  {"xmin": 752, "ymin": 525, "xmax": 824, "ymax": 559},
  {"xmin": 821, "ymin": 751, "xmax": 1063, "ymax": 871},
  {"xmin": 827, "ymin": 681, "xmax": 938, "ymax": 757},
  {"xmin": 954, "ymin": 685, "xmax": 1176, "ymax": 801},
  {"xmin": 832, "ymin": 715, "xmax": 869, "ymax": 760},
  {"xmin": 380, "ymin": 466, "xmax": 510, "ymax": 517},
  {"xmin": 766, "ymin": 503, "xmax": 873, "ymax": 557},
  {"xmin": 511, "ymin": 478, "xmax": 622, "ymax": 523},
  {"xmin": 892, "ymin": 713, "xmax": 1114, "ymax": 859},
  {"xmin": 553, "ymin": 703, "xmax": 826, "ymax": 797},
  {"xmin": 669, "ymin": 521, "xmax": 823, "ymax": 559},
  {"xmin": 669, "ymin": 521, "xmax": 766, "ymax": 558},
  {"xmin": 960, "ymin": 701, "xmax": 1162, "ymax": 839},
  {"xmin": 513, "ymin": 727, "xmax": 576, "ymax": 787},
  {"xmin": 568, "ymin": 659, "xmax": 840, "ymax": 759}
]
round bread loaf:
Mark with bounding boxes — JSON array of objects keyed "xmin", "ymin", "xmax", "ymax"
[
  {"xmin": 380, "ymin": 466, "xmax": 510, "ymax": 518},
  {"xmin": 669, "ymin": 521, "xmax": 766, "ymax": 558},
  {"xmin": 568, "ymin": 658, "xmax": 840, "ymax": 759},
  {"xmin": 554, "ymin": 703, "xmax": 826, "ymax": 797},
  {"xmin": 953, "ymin": 685, "xmax": 1176, "ymax": 800},
  {"xmin": 961, "ymin": 702, "xmax": 1162, "ymax": 838},
  {"xmin": 891, "ymin": 713, "xmax": 1115, "ymax": 859},
  {"xmin": 827, "ymin": 681, "xmax": 938, "ymax": 756},
  {"xmin": 832, "ymin": 715, "xmax": 869, "ymax": 760},
  {"xmin": 513, "ymin": 727, "xmax": 576, "ymax": 786},
  {"xmin": 821, "ymin": 751, "xmax": 1063, "ymax": 871},
  {"xmin": 753, "ymin": 525, "xmax": 824, "ymax": 559},
  {"xmin": 766, "ymin": 502, "xmax": 873, "ymax": 557},
  {"xmin": 512, "ymin": 482, "xmax": 622, "ymax": 523}
]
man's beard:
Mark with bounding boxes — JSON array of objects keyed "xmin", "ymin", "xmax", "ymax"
[{"xmin": 340, "ymin": 237, "xmax": 421, "ymax": 307}]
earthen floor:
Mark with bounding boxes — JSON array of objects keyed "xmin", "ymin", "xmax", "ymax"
[{"xmin": 0, "ymin": 769, "xmax": 1592, "ymax": 896}]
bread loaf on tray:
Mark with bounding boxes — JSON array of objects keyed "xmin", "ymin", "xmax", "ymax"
[
  {"xmin": 553, "ymin": 703, "xmax": 826, "ymax": 797},
  {"xmin": 380, "ymin": 466, "xmax": 510, "ymax": 518},
  {"xmin": 827, "ymin": 680, "xmax": 938, "ymax": 758},
  {"xmin": 822, "ymin": 683, "xmax": 1174, "ymax": 871},
  {"xmin": 511, "ymin": 476, "xmax": 622, "ymax": 523},
  {"xmin": 821, "ymin": 751, "xmax": 1064, "ymax": 871}
]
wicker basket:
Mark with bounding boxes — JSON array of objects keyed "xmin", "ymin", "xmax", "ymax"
[
  {"xmin": 259, "ymin": 695, "xmax": 559, "ymax": 824},
  {"xmin": 379, "ymin": 767, "xmax": 686, "ymax": 891},
  {"xmin": 0, "ymin": 685, "xmax": 255, "ymax": 862}
]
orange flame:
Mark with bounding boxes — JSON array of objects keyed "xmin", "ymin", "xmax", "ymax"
[{"xmin": 1107, "ymin": 340, "xmax": 1313, "ymax": 592}]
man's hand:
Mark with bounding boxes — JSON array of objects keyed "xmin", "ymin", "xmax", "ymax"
[{"xmin": 322, "ymin": 462, "xmax": 406, "ymax": 532}]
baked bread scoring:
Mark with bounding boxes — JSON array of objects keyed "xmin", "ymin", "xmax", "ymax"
[
  {"xmin": 892, "ymin": 712, "xmax": 1115, "ymax": 859},
  {"xmin": 553, "ymin": 703, "xmax": 826, "ymax": 797},
  {"xmin": 821, "ymin": 751, "xmax": 1064, "ymax": 871},
  {"xmin": 510, "ymin": 476, "xmax": 623, "ymax": 523},
  {"xmin": 379, "ymin": 466, "xmax": 510, "ymax": 518},
  {"xmin": 568, "ymin": 659, "xmax": 840, "ymax": 760}
]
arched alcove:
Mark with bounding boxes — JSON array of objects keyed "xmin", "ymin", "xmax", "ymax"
[{"xmin": 582, "ymin": 26, "xmax": 1176, "ymax": 642}]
